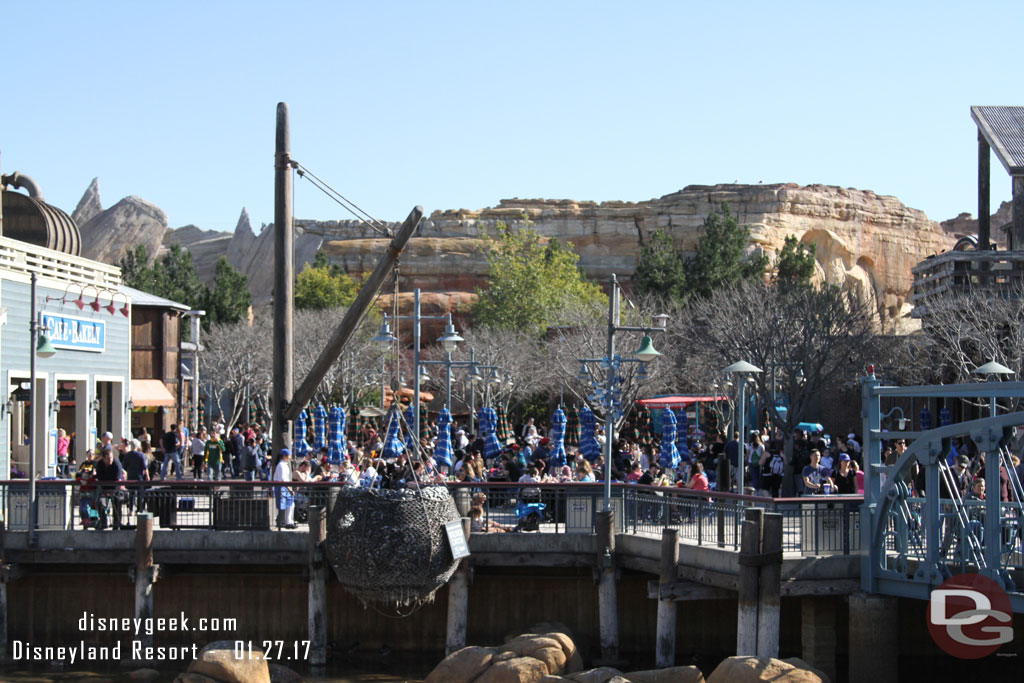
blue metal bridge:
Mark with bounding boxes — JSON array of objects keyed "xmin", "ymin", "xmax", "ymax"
[{"xmin": 860, "ymin": 372, "xmax": 1024, "ymax": 612}]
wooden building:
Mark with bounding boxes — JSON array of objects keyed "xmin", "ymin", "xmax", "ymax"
[{"xmin": 123, "ymin": 285, "xmax": 188, "ymax": 437}]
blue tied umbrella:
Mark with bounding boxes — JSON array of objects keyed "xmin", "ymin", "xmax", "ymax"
[
  {"xmin": 579, "ymin": 405, "xmax": 601, "ymax": 462},
  {"xmin": 675, "ymin": 408, "xmax": 690, "ymax": 457},
  {"xmin": 314, "ymin": 404, "xmax": 328, "ymax": 452},
  {"xmin": 919, "ymin": 406, "xmax": 932, "ymax": 431},
  {"xmin": 939, "ymin": 407, "xmax": 952, "ymax": 427},
  {"xmin": 404, "ymin": 404, "xmax": 419, "ymax": 455},
  {"xmin": 434, "ymin": 408, "xmax": 454, "ymax": 469},
  {"xmin": 484, "ymin": 407, "xmax": 503, "ymax": 461},
  {"xmin": 329, "ymin": 406, "xmax": 346, "ymax": 463},
  {"xmin": 294, "ymin": 409, "xmax": 310, "ymax": 456},
  {"xmin": 548, "ymin": 408, "xmax": 567, "ymax": 469},
  {"xmin": 659, "ymin": 408, "xmax": 680, "ymax": 470},
  {"xmin": 382, "ymin": 406, "xmax": 405, "ymax": 460}
]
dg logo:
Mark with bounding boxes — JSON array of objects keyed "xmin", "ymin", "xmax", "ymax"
[{"xmin": 927, "ymin": 573, "xmax": 1013, "ymax": 659}]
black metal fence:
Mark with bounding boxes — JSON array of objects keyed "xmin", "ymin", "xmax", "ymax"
[{"xmin": 1, "ymin": 480, "xmax": 864, "ymax": 556}]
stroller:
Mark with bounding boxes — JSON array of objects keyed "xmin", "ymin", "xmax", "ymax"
[{"xmin": 514, "ymin": 486, "xmax": 546, "ymax": 532}]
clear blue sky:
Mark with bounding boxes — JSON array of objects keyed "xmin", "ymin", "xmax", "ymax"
[{"xmin": 1, "ymin": 1, "xmax": 1017, "ymax": 233}]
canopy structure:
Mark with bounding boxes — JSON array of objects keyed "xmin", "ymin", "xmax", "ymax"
[
  {"xmin": 130, "ymin": 380, "xmax": 176, "ymax": 408},
  {"xmin": 637, "ymin": 395, "xmax": 718, "ymax": 409}
]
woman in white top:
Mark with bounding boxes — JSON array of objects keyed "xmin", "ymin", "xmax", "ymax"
[{"xmin": 273, "ymin": 449, "xmax": 295, "ymax": 529}]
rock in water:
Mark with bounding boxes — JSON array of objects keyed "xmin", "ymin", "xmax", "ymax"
[
  {"xmin": 186, "ymin": 640, "xmax": 270, "ymax": 683},
  {"xmin": 325, "ymin": 485, "xmax": 461, "ymax": 607},
  {"xmin": 707, "ymin": 656, "xmax": 827, "ymax": 683}
]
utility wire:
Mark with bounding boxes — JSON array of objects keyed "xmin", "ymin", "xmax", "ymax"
[{"xmin": 293, "ymin": 162, "xmax": 392, "ymax": 237}]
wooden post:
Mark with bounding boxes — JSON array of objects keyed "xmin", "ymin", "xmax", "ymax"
[
  {"xmin": 655, "ymin": 528, "xmax": 679, "ymax": 668},
  {"xmin": 445, "ymin": 517, "xmax": 472, "ymax": 655},
  {"xmin": 0, "ymin": 521, "xmax": 6, "ymax": 660},
  {"xmin": 273, "ymin": 101, "xmax": 294, "ymax": 456},
  {"xmin": 1013, "ymin": 176, "xmax": 1024, "ymax": 251},
  {"xmin": 134, "ymin": 513, "xmax": 156, "ymax": 654},
  {"xmin": 308, "ymin": 506, "xmax": 328, "ymax": 668},
  {"xmin": 756, "ymin": 512, "xmax": 783, "ymax": 658},
  {"xmin": 736, "ymin": 507, "xmax": 763, "ymax": 656},
  {"xmin": 596, "ymin": 509, "xmax": 619, "ymax": 663},
  {"xmin": 979, "ymin": 131, "xmax": 991, "ymax": 250}
]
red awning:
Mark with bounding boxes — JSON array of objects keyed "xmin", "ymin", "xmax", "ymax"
[
  {"xmin": 636, "ymin": 395, "xmax": 719, "ymax": 409},
  {"xmin": 130, "ymin": 380, "xmax": 176, "ymax": 408}
]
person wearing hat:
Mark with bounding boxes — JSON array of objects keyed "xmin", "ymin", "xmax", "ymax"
[
  {"xmin": 273, "ymin": 448, "xmax": 296, "ymax": 529},
  {"xmin": 833, "ymin": 453, "xmax": 857, "ymax": 494}
]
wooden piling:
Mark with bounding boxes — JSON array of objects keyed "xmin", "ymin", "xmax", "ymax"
[
  {"xmin": 308, "ymin": 506, "xmax": 328, "ymax": 668},
  {"xmin": 0, "ymin": 521, "xmax": 6, "ymax": 660},
  {"xmin": 596, "ymin": 509, "xmax": 619, "ymax": 663},
  {"xmin": 756, "ymin": 512, "xmax": 783, "ymax": 658},
  {"xmin": 134, "ymin": 513, "xmax": 156, "ymax": 653},
  {"xmin": 655, "ymin": 528, "xmax": 679, "ymax": 668},
  {"xmin": 445, "ymin": 518, "xmax": 472, "ymax": 655},
  {"xmin": 736, "ymin": 507, "xmax": 763, "ymax": 656}
]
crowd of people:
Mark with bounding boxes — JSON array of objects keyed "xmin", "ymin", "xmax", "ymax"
[{"xmin": 61, "ymin": 406, "xmax": 1024, "ymax": 532}]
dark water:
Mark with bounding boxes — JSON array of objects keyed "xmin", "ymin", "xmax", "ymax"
[{"xmin": 0, "ymin": 655, "xmax": 430, "ymax": 682}]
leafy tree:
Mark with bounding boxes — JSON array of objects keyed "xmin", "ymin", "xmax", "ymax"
[
  {"xmin": 633, "ymin": 229, "xmax": 688, "ymax": 303},
  {"xmin": 774, "ymin": 235, "xmax": 817, "ymax": 289},
  {"xmin": 684, "ymin": 203, "xmax": 769, "ymax": 300},
  {"xmin": 634, "ymin": 203, "xmax": 768, "ymax": 303},
  {"xmin": 294, "ymin": 250, "xmax": 359, "ymax": 311},
  {"xmin": 471, "ymin": 222, "xmax": 607, "ymax": 335},
  {"xmin": 119, "ymin": 243, "xmax": 203, "ymax": 309},
  {"xmin": 202, "ymin": 256, "xmax": 251, "ymax": 328}
]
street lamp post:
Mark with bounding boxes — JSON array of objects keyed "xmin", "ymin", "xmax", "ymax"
[
  {"xmin": 28, "ymin": 272, "xmax": 57, "ymax": 547},
  {"xmin": 372, "ymin": 289, "xmax": 462, "ymax": 449},
  {"xmin": 973, "ymin": 359, "xmax": 1014, "ymax": 574},
  {"xmin": 724, "ymin": 361, "xmax": 763, "ymax": 495},
  {"xmin": 578, "ymin": 274, "xmax": 667, "ymax": 512}
]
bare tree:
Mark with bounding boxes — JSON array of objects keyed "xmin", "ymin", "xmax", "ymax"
[
  {"xmin": 906, "ymin": 285, "xmax": 1024, "ymax": 411},
  {"xmin": 673, "ymin": 281, "xmax": 876, "ymax": 494}
]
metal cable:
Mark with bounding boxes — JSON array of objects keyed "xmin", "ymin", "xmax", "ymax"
[{"xmin": 293, "ymin": 162, "xmax": 391, "ymax": 237}]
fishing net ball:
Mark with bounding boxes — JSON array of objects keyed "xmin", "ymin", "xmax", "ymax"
[{"xmin": 325, "ymin": 485, "xmax": 461, "ymax": 608}]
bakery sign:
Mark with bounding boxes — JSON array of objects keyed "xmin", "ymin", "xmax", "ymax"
[{"xmin": 41, "ymin": 313, "xmax": 105, "ymax": 352}]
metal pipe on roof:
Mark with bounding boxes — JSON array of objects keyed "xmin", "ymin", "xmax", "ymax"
[{"xmin": 1, "ymin": 171, "xmax": 45, "ymax": 201}]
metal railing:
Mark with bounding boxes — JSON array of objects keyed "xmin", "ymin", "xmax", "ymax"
[{"xmin": 0, "ymin": 480, "xmax": 864, "ymax": 556}]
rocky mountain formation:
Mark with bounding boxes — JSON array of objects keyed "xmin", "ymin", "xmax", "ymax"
[{"xmin": 72, "ymin": 179, "xmax": 992, "ymax": 330}]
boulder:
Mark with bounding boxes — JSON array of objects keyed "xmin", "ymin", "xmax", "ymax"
[
  {"xmin": 626, "ymin": 665, "xmax": 706, "ymax": 683},
  {"xmin": 566, "ymin": 666, "xmax": 626, "ymax": 683},
  {"xmin": 268, "ymin": 661, "xmax": 304, "ymax": 683},
  {"xmin": 499, "ymin": 634, "xmax": 569, "ymax": 672},
  {"xmin": 707, "ymin": 656, "xmax": 827, "ymax": 683},
  {"xmin": 174, "ymin": 674, "xmax": 221, "ymax": 683},
  {"xmin": 186, "ymin": 640, "xmax": 270, "ymax": 683},
  {"xmin": 424, "ymin": 645, "xmax": 495, "ymax": 683},
  {"xmin": 127, "ymin": 669, "xmax": 161, "ymax": 682},
  {"xmin": 475, "ymin": 656, "xmax": 550, "ymax": 683}
]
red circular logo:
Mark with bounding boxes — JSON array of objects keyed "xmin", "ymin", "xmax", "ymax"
[{"xmin": 926, "ymin": 573, "xmax": 1014, "ymax": 659}]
